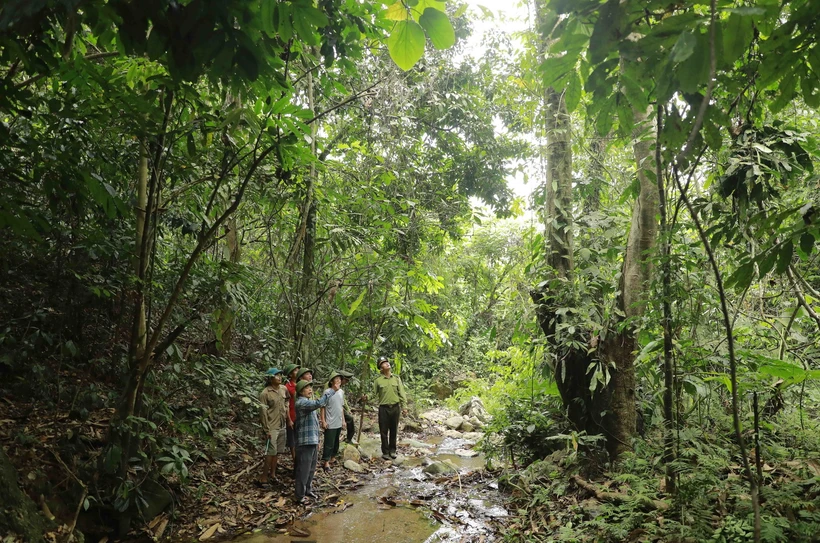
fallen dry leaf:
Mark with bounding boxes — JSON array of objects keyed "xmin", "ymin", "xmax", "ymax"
[
  {"xmin": 154, "ymin": 518, "xmax": 169, "ymax": 540},
  {"xmin": 198, "ymin": 523, "xmax": 220, "ymax": 541},
  {"xmin": 289, "ymin": 525, "xmax": 311, "ymax": 537},
  {"xmin": 260, "ymin": 492, "xmax": 275, "ymax": 503},
  {"xmin": 200, "ymin": 517, "xmax": 221, "ymax": 528}
]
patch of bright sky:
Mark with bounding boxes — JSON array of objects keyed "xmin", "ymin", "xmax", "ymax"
[{"xmin": 457, "ymin": 0, "xmax": 537, "ymax": 214}]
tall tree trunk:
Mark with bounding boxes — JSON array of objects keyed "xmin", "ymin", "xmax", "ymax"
[
  {"xmin": 132, "ymin": 139, "xmax": 149, "ymax": 367},
  {"xmin": 544, "ymin": 88, "xmax": 574, "ymax": 276},
  {"xmin": 216, "ymin": 216, "xmax": 241, "ymax": 355},
  {"xmin": 600, "ymin": 107, "xmax": 659, "ymax": 458},
  {"xmin": 290, "ymin": 65, "xmax": 318, "ymax": 366},
  {"xmin": 655, "ymin": 106, "xmax": 677, "ymax": 494}
]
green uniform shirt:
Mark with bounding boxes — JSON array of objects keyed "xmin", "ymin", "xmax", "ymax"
[
  {"xmin": 372, "ymin": 374, "xmax": 406, "ymax": 407},
  {"xmin": 259, "ymin": 385, "xmax": 287, "ymax": 435}
]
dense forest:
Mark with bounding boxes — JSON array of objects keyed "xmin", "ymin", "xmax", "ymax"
[{"xmin": 2, "ymin": 0, "xmax": 820, "ymax": 542}]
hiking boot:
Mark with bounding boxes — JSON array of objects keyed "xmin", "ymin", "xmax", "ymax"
[
  {"xmin": 382, "ymin": 454, "xmax": 391, "ymax": 460},
  {"xmin": 390, "ymin": 452, "xmax": 397, "ymax": 459}
]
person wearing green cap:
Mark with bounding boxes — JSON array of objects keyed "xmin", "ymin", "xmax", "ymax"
[
  {"xmin": 258, "ymin": 368, "xmax": 287, "ymax": 486},
  {"xmin": 319, "ymin": 372, "xmax": 345, "ymax": 470},
  {"xmin": 339, "ymin": 370, "xmax": 357, "ymax": 444},
  {"xmin": 283, "ymin": 364, "xmax": 299, "ymax": 462},
  {"xmin": 294, "ymin": 379, "xmax": 335, "ymax": 504},
  {"xmin": 296, "ymin": 367, "xmax": 313, "ymax": 383}
]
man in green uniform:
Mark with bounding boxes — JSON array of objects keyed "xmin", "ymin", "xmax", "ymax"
[{"xmin": 372, "ymin": 355, "xmax": 406, "ymax": 460}]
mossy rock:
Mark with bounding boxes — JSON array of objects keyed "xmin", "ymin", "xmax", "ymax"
[{"xmin": 0, "ymin": 448, "xmax": 54, "ymax": 542}]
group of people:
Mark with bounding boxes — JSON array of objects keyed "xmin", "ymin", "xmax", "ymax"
[{"xmin": 258, "ymin": 355, "xmax": 407, "ymax": 504}]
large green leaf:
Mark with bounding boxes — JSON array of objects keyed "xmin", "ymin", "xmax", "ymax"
[
  {"xmin": 388, "ymin": 20, "xmax": 426, "ymax": 71},
  {"xmin": 385, "ymin": 1, "xmax": 409, "ymax": 21},
  {"xmin": 411, "ymin": 0, "xmax": 446, "ymax": 21},
  {"xmin": 348, "ymin": 289, "xmax": 367, "ymax": 316},
  {"xmin": 419, "ymin": 8, "xmax": 455, "ymax": 50},
  {"xmin": 588, "ymin": 0, "xmax": 620, "ymax": 65},
  {"xmin": 292, "ymin": 4, "xmax": 327, "ymax": 46},
  {"xmin": 671, "ymin": 31, "xmax": 697, "ymax": 63},
  {"xmin": 722, "ymin": 13, "xmax": 753, "ymax": 66},
  {"xmin": 261, "ymin": 0, "xmax": 276, "ymax": 38},
  {"xmin": 565, "ymin": 70, "xmax": 582, "ymax": 112}
]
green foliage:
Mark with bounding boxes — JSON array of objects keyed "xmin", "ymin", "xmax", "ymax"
[{"xmin": 385, "ymin": 0, "xmax": 457, "ymax": 71}]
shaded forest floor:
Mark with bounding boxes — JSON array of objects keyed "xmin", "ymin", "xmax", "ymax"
[
  {"xmin": 0, "ymin": 365, "xmax": 505, "ymax": 542},
  {"xmin": 3, "ymin": 359, "xmax": 820, "ymax": 543}
]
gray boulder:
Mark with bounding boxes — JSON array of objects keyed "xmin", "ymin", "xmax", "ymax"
[
  {"xmin": 344, "ymin": 460, "xmax": 365, "ymax": 473},
  {"xmin": 458, "ymin": 396, "xmax": 490, "ymax": 423},
  {"xmin": 343, "ymin": 445, "xmax": 361, "ymax": 463},
  {"xmin": 403, "ymin": 419, "xmax": 423, "ymax": 433},
  {"xmin": 422, "ymin": 461, "xmax": 456, "ymax": 476},
  {"xmin": 444, "ymin": 416, "xmax": 464, "ymax": 430}
]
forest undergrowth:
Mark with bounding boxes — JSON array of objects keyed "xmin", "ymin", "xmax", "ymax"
[{"xmin": 488, "ymin": 393, "xmax": 820, "ymax": 543}]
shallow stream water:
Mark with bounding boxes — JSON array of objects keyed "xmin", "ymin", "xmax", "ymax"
[{"xmin": 232, "ymin": 434, "xmax": 507, "ymax": 543}]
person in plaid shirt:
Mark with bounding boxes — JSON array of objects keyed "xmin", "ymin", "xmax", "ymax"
[{"xmin": 293, "ymin": 379, "xmax": 336, "ymax": 504}]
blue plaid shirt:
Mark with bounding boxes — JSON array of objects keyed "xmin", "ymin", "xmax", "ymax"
[{"xmin": 295, "ymin": 389, "xmax": 335, "ymax": 446}]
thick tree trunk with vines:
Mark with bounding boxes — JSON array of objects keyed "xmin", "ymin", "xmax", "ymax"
[{"xmin": 602, "ymin": 108, "xmax": 659, "ymax": 458}]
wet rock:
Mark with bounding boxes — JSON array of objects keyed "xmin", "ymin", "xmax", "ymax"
[
  {"xmin": 419, "ymin": 408, "xmax": 457, "ymax": 425},
  {"xmin": 444, "ymin": 416, "xmax": 464, "ymax": 430},
  {"xmin": 422, "ymin": 461, "xmax": 456, "ymax": 475},
  {"xmin": 343, "ymin": 445, "xmax": 361, "ymax": 463},
  {"xmin": 403, "ymin": 420, "xmax": 423, "ymax": 433},
  {"xmin": 454, "ymin": 449, "xmax": 479, "ymax": 458},
  {"xmin": 443, "ymin": 429, "xmax": 463, "ymax": 439},
  {"xmin": 344, "ymin": 460, "xmax": 365, "ymax": 473},
  {"xmin": 460, "ymin": 421, "xmax": 474, "ymax": 432},
  {"xmin": 391, "ymin": 456, "xmax": 407, "ymax": 467},
  {"xmin": 357, "ymin": 436, "xmax": 382, "ymax": 460},
  {"xmin": 467, "ymin": 416, "xmax": 484, "ymax": 429},
  {"xmin": 399, "ymin": 439, "xmax": 430, "ymax": 449}
]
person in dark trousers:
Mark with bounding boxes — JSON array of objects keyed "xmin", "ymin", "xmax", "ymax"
[
  {"xmin": 339, "ymin": 370, "xmax": 356, "ymax": 444},
  {"xmin": 283, "ymin": 363, "xmax": 299, "ymax": 462},
  {"xmin": 372, "ymin": 355, "xmax": 407, "ymax": 460},
  {"xmin": 319, "ymin": 372, "xmax": 345, "ymax": 470},
  {"xmin": 294, "ymin": 379, "xmax": 335, "ymax": 505}
]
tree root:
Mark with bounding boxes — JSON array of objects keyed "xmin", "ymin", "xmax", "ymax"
[{"xmin": 571, "ymin": 475, "xmax": 667, "ymax": 511}]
